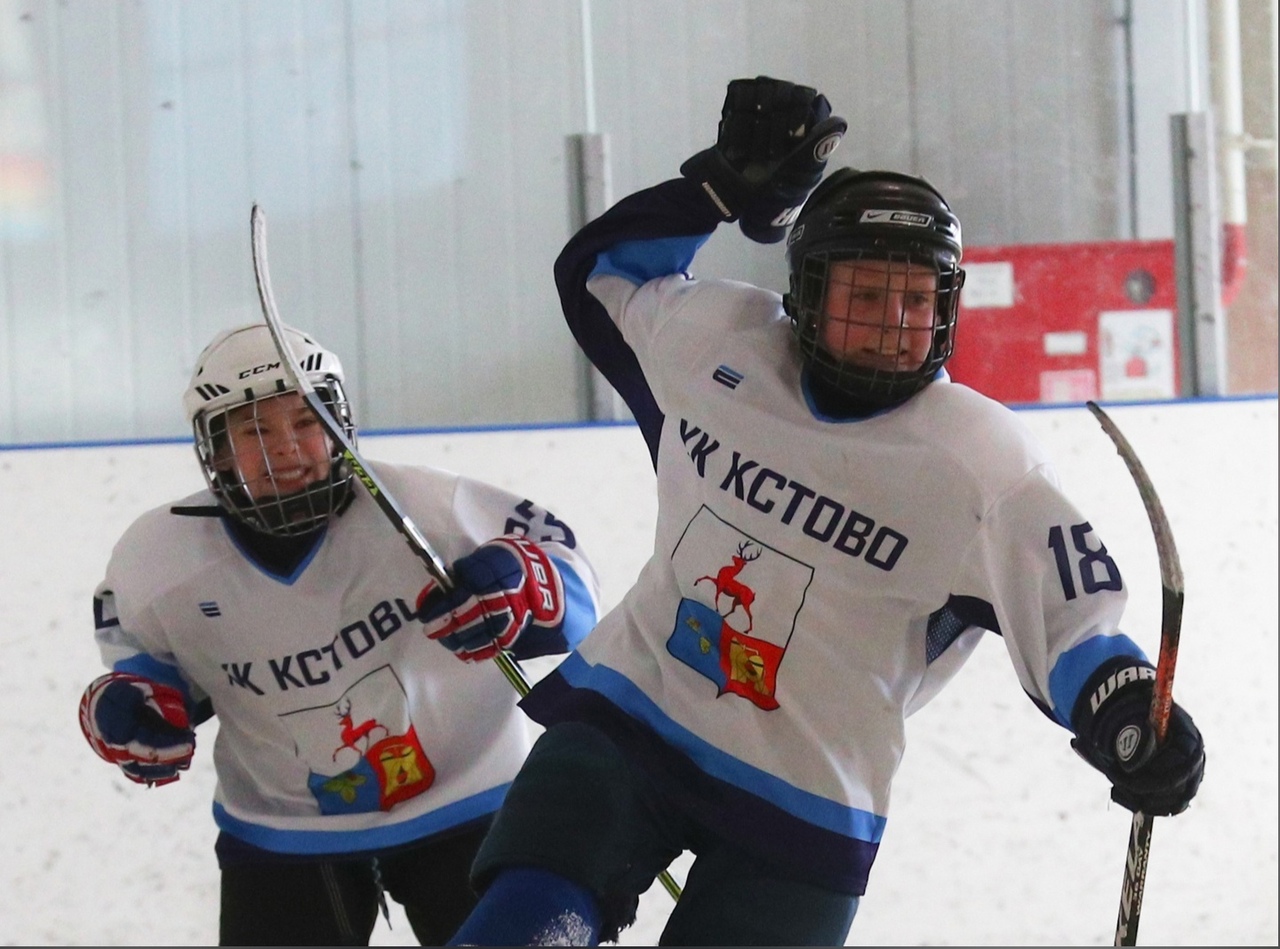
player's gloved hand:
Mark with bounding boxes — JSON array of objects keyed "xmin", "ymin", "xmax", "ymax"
[
  {"xmin": 417, "ymin": 534, "xmax": 565, "ymax": 662},
  {"xmin": 1071, "ymin": 660, "xmax": 1205, "ymax": 816},
  {"xmin": 680, "ymin": 75, "xmax": 846, "ymax": 243},
  {"xmin": 79, "ymin": 672, "xmax": 196, "ymax": 787}
]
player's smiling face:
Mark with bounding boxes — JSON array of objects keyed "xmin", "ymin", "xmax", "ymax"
[
  {"xmin": 220, "ymin": 391, "xmax": 333, "ymax": 500},
  {"xmin": 819, "ymin": 258, "xmax": 938, "ymax": 372}
]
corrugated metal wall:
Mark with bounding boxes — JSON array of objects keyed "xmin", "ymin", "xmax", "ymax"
[{"xmin": 0, "ymin": 0, "xmax": 1197, "ymax": 443}]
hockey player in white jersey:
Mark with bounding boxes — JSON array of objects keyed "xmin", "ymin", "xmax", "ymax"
[
  {"xmin": 77, "ymin": 322, "xmax": 602, "ymax": 946},
  {"xmin": 445, "ymin": 77, "xmax": 1206, "ymax": 946}
]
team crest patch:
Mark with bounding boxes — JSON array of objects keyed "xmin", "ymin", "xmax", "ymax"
[
  {"xmin": 666, "ymin": 507, "xmax": 812, "ymax": 710},
  {"xmin": 281, "ymin": 666, "xmax": 435, "ymax": 814}
]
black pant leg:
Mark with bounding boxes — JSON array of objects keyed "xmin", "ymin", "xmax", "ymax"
[
  {"xmin": 657, "ymin": 837, "xmax": 859, "ymax": 947},
  {"xmin": 219, "ymin": 858, "xmax": 379, "ymax": 946},
  {"xmin": 375, "ymin": 820, "xmax": 491, "ymax": 946}
]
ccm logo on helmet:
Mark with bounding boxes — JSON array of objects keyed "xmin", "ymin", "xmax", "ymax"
[
  {"xmin": 813, "ymin": 132, "xmax": 843, "ymax": 162},
  {"xmin": 860, "ymin": 209, "xmax": 934, "ymax": 227},
  {"xmin": 238, "ymin": 361, "xmax": 283, "ymax": 379}
]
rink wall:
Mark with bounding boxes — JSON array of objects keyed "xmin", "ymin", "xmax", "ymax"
[{"xmin": 1, "ymin": 396, "xmax": 1275, "ymax": 946}]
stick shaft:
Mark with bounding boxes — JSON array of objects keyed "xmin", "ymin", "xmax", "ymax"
[
  {"xmin": 1086, "ymin": 402, "xmax": 1184, "ymax": 947},
  {"xmin": 248, "ymin": 204, "xmax": 681, "ymax": 900}
]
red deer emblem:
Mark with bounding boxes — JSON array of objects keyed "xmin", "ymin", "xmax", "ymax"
[
  {"xmin": 695, "ymin": 542, "xmax": 762, "ymax": 633},
  {"xmin": 332, "ymin": 698, "xmax": 388, "ymax": 762}
]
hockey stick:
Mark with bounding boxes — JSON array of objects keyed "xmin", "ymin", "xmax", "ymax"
[
  {"xmin": 249, "ymin": 204, "xmax": 684, "ymax": 904},
  {"xmin": 249, "ymin": 203, "xmax": 529, "ymax": 697},
  {"xmin": 1085, "ymin": 401, "xmax": 1185, "ymax": 947}
]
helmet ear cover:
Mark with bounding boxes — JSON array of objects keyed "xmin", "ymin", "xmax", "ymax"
[{"xmin": 783, "ymin": 169, "xmax": 966, "ymax": 414}]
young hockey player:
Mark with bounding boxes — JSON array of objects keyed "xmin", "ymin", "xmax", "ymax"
[
  {"xmin": 444, "ymin": 76, "xmax": 1206, "ymax": 946},
  {"xmin": 78, "ymin": 322, "xmax": 602, "ymax": 946}
]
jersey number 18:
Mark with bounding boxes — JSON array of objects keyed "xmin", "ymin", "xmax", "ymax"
[{"xmin": 1048, "ymin": 522, "xmax": 1122, "ymax": 601}]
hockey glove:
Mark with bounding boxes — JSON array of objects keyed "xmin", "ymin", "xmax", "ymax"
[
  {"xmin": 417, "ymin": 535, "xmax": 565, "ymax": 663},
  {"xmin": 79, "ymin": 672, "xmax": 196, "ymax": 787},
  {"xmin": 1070, "ymin": 659, "xmax": 1205, "ymax": 816},
  {"xmin": 679, "ymin": 75, "xmax": 847, "ymax": 243}
]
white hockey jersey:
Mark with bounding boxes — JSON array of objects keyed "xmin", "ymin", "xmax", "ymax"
[
  {"xmin": 93, "ymin": 460, "xmax": 600, "ymax": 856},
  {"xmin": 529, "ymin": 177, "xmax": 1148, "ymax": 895}
]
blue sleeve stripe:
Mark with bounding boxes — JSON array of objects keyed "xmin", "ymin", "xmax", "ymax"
[
  {"xmin": 212, "ymin": 783, "xmax": 509, "ymax": 854},
  {"xmin": 552, "ymin": 556, "xmax": 598, "ymax": 651},
  {"xmin": 112, "ymin": 654, "xmax": 193, "ymax": 705},
  {"xmin": 555, "ymin": 652, "xmax": 887, "ymax": 843},
  {"xmin": 1047, "ymin": 632, "xmax": 1150, "ymax": 728},
  {"xmin": 590, "ymin": 234, "xmax": 710, "ymax": 286}
]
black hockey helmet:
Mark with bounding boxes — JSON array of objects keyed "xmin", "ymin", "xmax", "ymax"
[{"xmin": 783, "ymin": 168, "xmax": 965, "ymax": 414}]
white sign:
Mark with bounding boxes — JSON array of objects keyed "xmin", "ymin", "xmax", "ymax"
[
  {"xmin": 1040, "ymin": 369, "xmax": 1098, "ymax": 403},
  {"xmin": 1098, "ymin": 309, "xmax": 1176, "ymax": 401},
  {"xmin": 960, "ymin": 261, "xmax": 1015, "ymax": 308},
  {"xmin": 1043, "ymin": 331, "xmax": 1089, "ymax": 356}
]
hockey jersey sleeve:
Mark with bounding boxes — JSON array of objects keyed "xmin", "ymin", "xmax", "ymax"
[
  {"xmin": 554, "ymin": 177, "xmax": 726, "ymax": 467},
  {"xmin": 443, "ymin": 472, "xmax": 603, "ymax": 659},
  {"xmin": 93, "ymin": 580, "xmax": 212, "ymax": 724},
  {"xmin": 950, "ymin": 460, "xmax": 1151, "ymax": 733}
]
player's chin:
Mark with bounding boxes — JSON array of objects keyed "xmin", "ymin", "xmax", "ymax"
[{"xmin": 850, "ymin": 352, "xmax": 929, "ymax": 373}]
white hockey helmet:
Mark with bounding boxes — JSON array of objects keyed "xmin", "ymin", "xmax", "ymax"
[{"xmin": 184, "ymin": 323, "xmax": 356, "ymax": 537}]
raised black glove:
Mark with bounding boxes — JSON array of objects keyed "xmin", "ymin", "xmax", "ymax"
[
  {"xmin": 1071, "ymin": 658, "xmax": 1205, "ymax": 816},
  {"xmin": 680, "ymin": 75, "xmax": 847, "ymax": 243}
]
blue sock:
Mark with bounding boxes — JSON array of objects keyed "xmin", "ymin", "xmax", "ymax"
[{"xmin": 448, "ymin": 866, "xmax": 603, "ymax": 946}]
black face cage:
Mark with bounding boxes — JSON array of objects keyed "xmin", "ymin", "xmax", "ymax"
[
  {"xmin": 193, "ymin": 379, "xmax": 356, "ymax": 538},
  {"xmin": 789, "ymin": 245, "xmax": 964, "ymax": 413}
]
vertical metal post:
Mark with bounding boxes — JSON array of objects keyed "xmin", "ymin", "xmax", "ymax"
[
  {"xmin": 568, "ymin": 0, "xmax": 629, "ymax": 422},
  {"xmin": 1170, "ymin": 112, "xmax": 1227, "ymax": 395}
]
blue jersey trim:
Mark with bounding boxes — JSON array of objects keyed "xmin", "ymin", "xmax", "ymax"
[
  {"xmin": 212, "ymin": 783, "xmax": 510, "ymax": 855},
  {"xmin": 1048, "ymin": 632, "xmax": 1149, "ymax": 728},
  {"xmin": 221, "ymin": 519, "xmax": 325, "ymax": 584},
  {"xmin": 591, "ymin": 235, "xmax": 709, "ymax": 285},
  {"xmin": 112, "ymin": 654, "xmax": 192, "ymax": 701},
  {"xmin": 552, "ymin": 556, "xmax": 598, "ymax": 651},
  {"xmin": 800, "ymin": 369, "xmax": 949, "ymax": 422},
  {"xmin": 555, "ymin": 652, "xmax": 887, "ymax": 843}
]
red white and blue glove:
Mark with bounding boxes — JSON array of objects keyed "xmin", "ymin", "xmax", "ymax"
[
  {"xmin": 1071, "ymin": 658, "xmax": 1206, "ymax": 816},
  {"xmin": 79, "ymin": 672, "xmax": 196, "ymax": 787},
  {"xmin": 417, "ymin": 535, "xmax": 565, "ymax": 662}
]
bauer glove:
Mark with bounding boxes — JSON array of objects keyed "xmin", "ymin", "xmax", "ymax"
[
  {"xmin": 79, "ymin": 672, "xmax": 196, "ymax": 787},
  {"xmin": 417, "ymin": 535, "xmax": 566, "ymax": 663},
  {"xmin": 680, "ymin": 75, "xmax": 846, "ymax": 243},
  {"xmin": 1070, "ymin": 658, "xmax": 1206, "ymax": 816}
]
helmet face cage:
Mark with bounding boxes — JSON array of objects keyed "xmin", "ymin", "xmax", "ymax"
[
  {"xmin": 791, "ymin": 247, "xmax": 963, "ymax": 409},
  {"xmin": 192, "ymin": 380, "xmax": 355, "ymax": 537},
  {"xmin": 785, "ymin": 169, "xmax": 966, "ymax": 412},
  {"xmin": 184, "ymin": 324, "xmax": 356, "ymax": 537}
]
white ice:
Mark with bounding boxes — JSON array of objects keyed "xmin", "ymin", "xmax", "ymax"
[{"xmin": 1, "ymin": 398, "xmax": 1275, "ymax": 946}]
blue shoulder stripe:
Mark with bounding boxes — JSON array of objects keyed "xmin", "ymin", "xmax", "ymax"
[{"xmin": 590, "ymin": 234, "xmax": 710, "ymax": 286}]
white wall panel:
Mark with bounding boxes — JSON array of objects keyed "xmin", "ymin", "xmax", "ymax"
[{"xmin": 0, "ymin": 0, "xmax": 1206, "ymax": 445}]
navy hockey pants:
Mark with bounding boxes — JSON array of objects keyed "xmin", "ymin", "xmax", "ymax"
[
  {"xmin": 470, "ymin": 721, "xmax": 859, "ymax": 946},
  {"xmin": 216, "ymin": 818, "xmax": 489, "ymax": 946}
]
